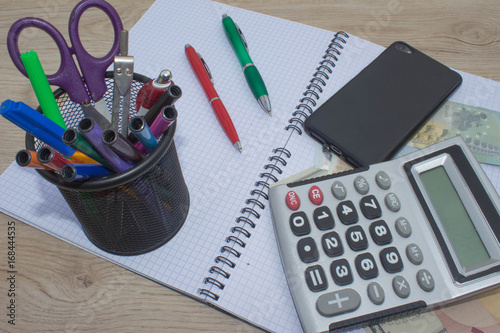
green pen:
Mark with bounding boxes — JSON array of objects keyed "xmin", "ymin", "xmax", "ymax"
[{"xmin": 222, "ymin": 14, "xmax": 272, "ymax": 116}]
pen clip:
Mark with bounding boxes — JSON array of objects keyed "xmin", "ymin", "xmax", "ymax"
[
  {"xmin": 198, "ymin": 53, "xmax": 214, "ymax": 85},
  {"xmin": 234, "ymin": 23, "xmax": 249, "ymax": 52}
]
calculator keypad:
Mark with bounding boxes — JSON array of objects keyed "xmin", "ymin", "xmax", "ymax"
[{"xmin": 280, "ymin": 169, "xmax": 435, "ymax": 320}]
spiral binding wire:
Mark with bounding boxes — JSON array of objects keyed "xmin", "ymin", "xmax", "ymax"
[{"xmin": 199, "ymin": 31, "xmax": 349, "ymax": 301}]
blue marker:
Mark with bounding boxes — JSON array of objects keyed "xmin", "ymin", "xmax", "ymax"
[
  {"xmin": 62, "ymin": 163, "xmax": 112, "ymax": 182},
  {"xmin": 129, "ymin": 116, "xmax": 158, "ymax": 153},
  {"xmin": 0, "ymin": 100, "xmax": 95, "ymax": 164}
]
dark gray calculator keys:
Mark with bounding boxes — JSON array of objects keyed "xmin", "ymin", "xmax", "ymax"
[
  {"xmin": 305, "ymin": 265, "xmax": 328, "ymax": 292},
  {"xmin": 337, "ymin": 201, "xmax": 359, "ymax": 225},
  {"xmin": 380, "ymin": 247, "xmax": 403, "ymax": 273},
  {"xmin": 298, "ymin": 237, "xmax": 319, "ymax": 263},
  {"xmin": 313, "ymin": 206, "xmax": 335, "ymax": 230},
  {"xmin": 331, "ymin": 258, "xmax": 353, "ymax": 285},
  {"xmin": 369, "ymin": 220, "xmax": 392, "ymax": 245},
  {"xmin": 290, "ymin": 211, "xmax": 310, "ymax": 236},
  {"xmin": 360, "ymin": 195, "xmax": 382, "ymax": 219},
  {"xmin": 321, "ymin": 231, "xmax": 344, "ymax": 257},
  {"xmin": 355, "ymin": 253, "xmax": 379, "ymax": 279},
  {"xmin": 346, "ymin": 225, "xmax": 368, "ymax": 251}
]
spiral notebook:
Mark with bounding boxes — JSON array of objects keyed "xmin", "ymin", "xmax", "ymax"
[{"xmin": 2, "ymin": 0, "xmax": 500, "ymax": 332}]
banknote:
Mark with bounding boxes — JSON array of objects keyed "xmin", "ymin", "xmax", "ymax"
[
  {"xmin": 400, "ymin": 101, "xmax": 500, "ymax": 166},
  {"xmin": 365, "ymin": 286, "xmax": 500, "ymax": 333}
]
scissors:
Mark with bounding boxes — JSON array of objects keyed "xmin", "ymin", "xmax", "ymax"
[{"xmin": 7, "ymin": 0, "xmax": 123, "ymax": 129}]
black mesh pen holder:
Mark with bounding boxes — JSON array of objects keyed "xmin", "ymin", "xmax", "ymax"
[{"xmin": 25, "ymin": 72, "xmax": 190, "ymax": 256}]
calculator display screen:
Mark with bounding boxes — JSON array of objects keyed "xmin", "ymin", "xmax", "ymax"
[{"xmin": 419, "ymin": 166, "xmax": 490, "ymax": 268}]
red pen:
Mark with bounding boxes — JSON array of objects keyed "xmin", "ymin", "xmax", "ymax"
[{"xmin": 185, "ymin": 44, "xmax": 242, "ymax": 152}]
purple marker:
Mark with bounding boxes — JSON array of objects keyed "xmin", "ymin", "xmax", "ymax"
[
  {"xmin": 78, "ymin": 118, "xmax": 131, "ymax": 173},
  {"xmin": 102, "ymin": 128, "xmax": 145, "ymax": 163},
  {"xmin": 150, "ymin": 105, "xmax": 178, "ymax": 139}
]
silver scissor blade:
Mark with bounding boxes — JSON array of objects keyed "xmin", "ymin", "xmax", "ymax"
[
  {"xmin": 80, "ymin": 103, "xmax": 112, "ymax": 130},
  {"xmin": 93, "ymin": 98, "xmax": 112, "ymax": 123}
]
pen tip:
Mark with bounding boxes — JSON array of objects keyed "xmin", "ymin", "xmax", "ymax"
[
  {"xmin": 258, "ymin": 95, "xmax": 272, "ymax": 116},
  {"xmin": 222, "ymin": 14, "xmax": 228, "ymax": 18},
  {"xmin": 185, "ymin": 44, "xmax": 191, "ymax": 48},
  {"xmin": 234, "ymin": 141, "xmax": 242, "ymax": 152}
]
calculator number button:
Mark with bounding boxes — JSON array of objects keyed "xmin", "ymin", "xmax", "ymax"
[
  {"xmin": 290, "ymin": 212, "xmax": 311, "ymax": 236},
  {"xmin": 392, "ymin": 275, "xmax": 411, "ymax": 298},
  {"xmin": 354, "ymin": 176, "xmax": 370, "ymax": 195},
  {"xmin": 316, "ymin": 288, "xmax": 361, "ymax": 317},
  {"xmin": 297, "ymin": 237, "xmax": 319, "ymax": 263},
  {"xmin": 330, "ymin": 259, "xmax": 353, "ymax": 286},
  {"xmin": 321, "ymin": 231, "xmax": 344, "ymax": 257},
  {"xmin": 286, "ymin": 190, "xmax": 300, "ymax": 210},
  {"xmin": 309, "ymin": 185, "xmax": 323, "ymax": 205},
  {"xmin": 406, "ymin": 243, "xmax": 423, "ymax": 265},
  {"xmin": 331, "ymin": 181, "xmax": 347, "ymax": 200},
  {"xmin": 369, "ymin": 220, "xmax": 392, "ymax": 245},
  {"xmin": 313, "ymin": 206, "xmax": 335, "ymax": 230},
  {"xmin": 367, "ymin": 282, "xmax": 385, "ymax": 305},
  {"xmin": 380, "ymin": 247, "xmax": 404, "ymax": 273},
  {"xmin": 305, "ymin": 265, "xmax": 328, "ymax": 292},
  {"xmin": 395, "ymin": 217, "xmax": 412, "ymax": 237},
  {"xmin": 337, "ymin": 201, "xmax": 359, "ymax": 225},
  {"xmin": 375, "ymin": 171, "xmax": 391, "ymax": 190},
  {"xmin": 355, "ymin": 253, "xmax": 379, "ymax": 280},
  {"xmin": 346, "ymin": 225, "xmax": 368, "ymax": 251},
  {"xmin": 360, "ymin": 195, "xmax": 382, "ymax": 219},
  {"xmin": 385, "ymin": 192, "xmax": 401, "ymax": 212}
]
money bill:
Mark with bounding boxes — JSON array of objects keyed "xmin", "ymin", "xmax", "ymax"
[{"xmin": 402, "ymin": 101, "xmax": 500, "ymax": 166}]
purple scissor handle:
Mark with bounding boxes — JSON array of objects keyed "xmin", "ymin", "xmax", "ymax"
[{"xmin": 7, "ymin": 0, "xmax": 123, "ymax": 104}]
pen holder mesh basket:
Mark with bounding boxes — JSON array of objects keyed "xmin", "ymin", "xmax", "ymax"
[{"xmin": 25, "ymin": 72, "xmax": 190, "ymax": 256}]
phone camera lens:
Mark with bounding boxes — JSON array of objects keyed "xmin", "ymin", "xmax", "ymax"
[{"xmin": 396, "ymin": 43, "xmax": 413, "ymax": 54}]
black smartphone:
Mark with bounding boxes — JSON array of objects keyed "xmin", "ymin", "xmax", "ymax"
[{"xmin": 304, "ymin": 41, "xmax": 462, "ymax": 167}]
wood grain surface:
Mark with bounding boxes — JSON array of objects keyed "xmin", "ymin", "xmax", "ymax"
[{"xmin": 0, "ymin": 0, "xmax": 499, "ymax": 332}]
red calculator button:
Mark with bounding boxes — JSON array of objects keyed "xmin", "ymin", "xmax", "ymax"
[
  {"xmin": 286, "ymin": 191, "xmax": 300, "ymax": 210},
  {"xmin": 309, "ymin": 185, "xmax": 323, "ymax": 205}
]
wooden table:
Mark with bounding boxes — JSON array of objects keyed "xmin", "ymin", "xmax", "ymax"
[{"xmin": 0, "ymin": 0, "xmax": 498, "ymax": 331}]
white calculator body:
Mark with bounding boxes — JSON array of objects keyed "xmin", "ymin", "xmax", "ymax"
[{"xmin": 269, "ymin": 136, "xmax": 500, "ymax": 333}]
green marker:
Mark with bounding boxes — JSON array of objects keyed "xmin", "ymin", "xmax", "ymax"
[
  {"xmin": 20, "ymin": 50, "xmax": 66, "ymax": 129},
  {"xmin": 222, "ymin": 14, "xmax": 272, "ymax": 116},
  {"xmin": 62, "ymin": 128, "xmax": 109, "ymax": 168}
]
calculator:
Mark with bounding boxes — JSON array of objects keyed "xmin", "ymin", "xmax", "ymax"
[{"xmin": 269, "ymin": 136, "xmax": 500, "ymax": 333}]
